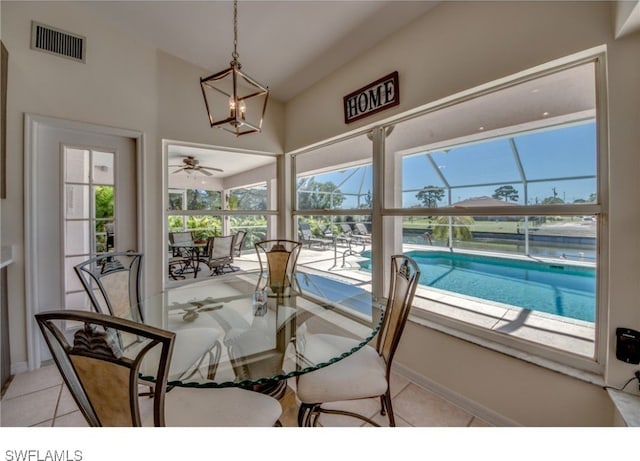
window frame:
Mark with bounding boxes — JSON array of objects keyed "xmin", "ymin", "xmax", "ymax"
[{"xmin": 379, "ymin": 55, "xmax": 608, "ymax": 376}]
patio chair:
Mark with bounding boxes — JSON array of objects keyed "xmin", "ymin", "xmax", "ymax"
[
  {"xmin": 168, "ymin": 231, "xmax": 196, "ymax": 276},
  {"xmin": 296, "ymin": 255, "xmax": 420, "ymax": 427},
  {"xmin": 35, "ymin": 310, "xmax": 282, "ymax": 426},
  {"xmin": 232, "ymin": 230, "xmax": 247, "ymax": 257},
  {"xmin": 169, "ymin": 231, "xmax": 194, "ymax": 255},
  {"xmin": 336, "ymin": 223, "xmax": 354, "ymax": 247},
  {"xmin": 74, "ymin": 252, "xmax": 221, "ymax": 381},
  {"xmin": 298, "ymin": 221, "xmax": 332, "ymax": 250},
  {"xmin": 200, "ymin": 235, "xmax": 235, "ymax": 275},
  {"xmin": 353, "ymin": 222, "xmax": 372, "ymax": 244},
  {"xmin": 255, "ymin": 239, "xmax": 302, "ymax": 296}
]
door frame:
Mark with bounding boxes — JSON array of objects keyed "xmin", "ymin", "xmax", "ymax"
[{"xmin": 24, "ymin": 113, "xmax": 144, "ymax": 369}]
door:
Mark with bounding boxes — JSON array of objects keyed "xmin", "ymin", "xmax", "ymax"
[{"xmin": 27, "ymin": 117, "xmax": 139, "ymax": 365}]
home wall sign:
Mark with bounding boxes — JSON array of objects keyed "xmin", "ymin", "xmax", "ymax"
[{"xmin": 343, "ymin": 71, "xmax": 399, "ymax": 124}]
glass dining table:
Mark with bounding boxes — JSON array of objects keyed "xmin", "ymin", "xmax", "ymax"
[{"xmin": 139, "ymin": 270, "xmax": 383, "ymax": 398}]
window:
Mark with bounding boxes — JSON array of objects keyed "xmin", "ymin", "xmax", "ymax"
[
  {"xmin": 63, "ymin": 146, "xmax": 115, "ymax": 308},
  {"xmin": 293, "ymin": 133, "xmax": 373, "ymax": 286},
  {"xmin": 383, "ymin": 60, "xmax": 603, "ymax": 369},
  {"xmin": 289, "ymin": 57, "xmax": 605, "ymax": 373},
  {"xmin": 165, "ymin": 145, "xmax": 278, "ymax": 281}
]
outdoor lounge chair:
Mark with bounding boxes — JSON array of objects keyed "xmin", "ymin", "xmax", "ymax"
[
  {"xmin": 353, "ymin": 222, "xmax": 372, "ymax": 244},
  {"xmin": 298, "ymin": 222, "xmax": 332, "ymax": 250}
]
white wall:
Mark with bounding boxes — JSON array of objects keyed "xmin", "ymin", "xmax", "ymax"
[
  {"xmin": 0, "ymin": 1, "xmax": 284, "ymax": 370},
  {"xmin": 285, "ymin": 1, "xmax": 640, "ymax": 425}
]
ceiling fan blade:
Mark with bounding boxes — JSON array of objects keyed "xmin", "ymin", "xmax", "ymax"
[
  {"xmin": 171, "ymin": 167, "xmax": 187, "ymax": 174},
  {"xmin": 196, "ymin": 168, "xmax": 213, "ymax": 176},
  {"xmin": 200, "ymin": 166, "xmax": 224, "ymax": 173}
]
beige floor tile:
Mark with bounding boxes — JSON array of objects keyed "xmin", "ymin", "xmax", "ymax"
[
  {"xmin": 316, "ymin": 398, "xmax": 382, "ymax": 427},
  {"xmin": 388, "ymin": 371, "xmax": 410, "ymax": 397},
  {"xmin": 370, "ymin": 410, "xmax": 412, "ymax": 427},
  {"xmin": 278, "ymin": 386, "xmax": 299, "ymax": 427},
  {"xmin": 54, "ymin": 411, "xmax": 89, "ymax": 427},
  {"xmin": 469, "ymin": 416, "xmax": 492, "ymax": 427},
  {"xmin": 2, "ymin": 366, "xmax": 489, "ymax": 429},
  {"xmin": 31, "ymin": 419, "xmax": 53, "ymax": 427},
  {"xmin": 392, "ymin": 383, "xmax": 474, "ymax": 427},
  {"xmin": 1, "ymin": 386, "xmax": 61, "ymax": 427},
  {"xmin": 55, "ymin": 385, "xmax": 79, "ymax": 416},
  {"xmin": 2, "ymin": 365, "xmax": 62, "ymax": 400}
]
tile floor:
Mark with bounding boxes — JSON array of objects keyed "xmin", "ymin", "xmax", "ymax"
[{"xmin": 1, "ymin": 364, "xmax": 491, "ymax": 427}]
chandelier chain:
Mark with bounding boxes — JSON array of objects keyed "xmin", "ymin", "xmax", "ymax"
[{"xmin": 232, "ymin": 0, "xmax": 239, "ymax": 61}]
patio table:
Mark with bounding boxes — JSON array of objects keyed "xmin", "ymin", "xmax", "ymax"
[
  {"xmin": 169, "ymin": 241, "xmax": 207, "ymax": 278},
  {"xmin": 138, "ymin": 269, "xmax": 383, "ymax": 398}
]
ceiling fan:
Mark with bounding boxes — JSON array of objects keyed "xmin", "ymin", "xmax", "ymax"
[{"xmin": 169, "ymin": 156, "xmax": 223, "ymax": 176}]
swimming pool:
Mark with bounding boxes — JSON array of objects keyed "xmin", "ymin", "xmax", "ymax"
[{"xmin": 361, "ymin": 250, "xmax": 596, "ymax": 322}]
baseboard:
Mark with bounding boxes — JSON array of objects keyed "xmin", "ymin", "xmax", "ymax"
[
  {"xmin": 392, "ymin": 361, "xmax": 521, "ymax": 427},
  {"xmin": 10, "ymin": 361, "xmax": 28, "ymax": 375}
]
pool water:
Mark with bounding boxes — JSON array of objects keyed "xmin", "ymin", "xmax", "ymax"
[{"xmin": 362, "ymin": 250, "xmax": 596, "ymax": 322}]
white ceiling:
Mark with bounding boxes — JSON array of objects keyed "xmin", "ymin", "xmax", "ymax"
[
  {"xmin": 168, "ymin": 144, "xmax": 275, "ymax": 179},
  {"xmin": 83, "ymin": 1, "xmax": 599, "ymax": 177},
  {"xmin": 83, "ymin": 0, "xmax": 440, "ymax": 102}
]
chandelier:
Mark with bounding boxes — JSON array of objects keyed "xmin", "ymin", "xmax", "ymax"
[{"xmin": 200, "ymin": 0, "xmax": 269, "ymax": 136}]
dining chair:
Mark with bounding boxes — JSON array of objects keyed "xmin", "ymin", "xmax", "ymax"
[
  {"xmin": 74, "ymin": 252, "xmax": 221, "ymax": 381},
  {"xmin": 36, "ymin": 310, "xmax": 282, "ymax": 426},
  {"xmin": 295, "ymin": 255, "xmax": 420, "ymax": 427},
  {"xmin": 255, "ymin": 239, "xmax": 302, "ymax": 296},
  {"xmin": 200, "ymin": 235, "xmax": 235, "ymax": 275}
]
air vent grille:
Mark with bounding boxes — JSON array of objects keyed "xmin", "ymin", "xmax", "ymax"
[{"xmin": 31, "ymin": 21, "xmax": 85, "ymax": 63}]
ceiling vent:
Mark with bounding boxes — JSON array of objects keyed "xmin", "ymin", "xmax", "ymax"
[{"xmin": 30, "ymin": 21, "xmax": 85, "ymax": 63}]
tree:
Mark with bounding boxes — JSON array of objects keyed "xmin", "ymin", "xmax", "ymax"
[
  {"xmin": 297, "ymin": 178, "xmax": 345, "ymax": 209},
  {"xmin": 432, "ymin": 216, "xmax": 475, "ymax": 242},
  {"xmin": 228, "ymin": 188, "xmax": 268, "ymax": 210},
  {"xmin": 95, "ymin": 186, "xmax": 114, "ymax": 232},
  {"xmin": 416, "ymin": 186, "xmax": 445, "ymax": 208},
  {"xmin": 492, "ymin": 185, "xmax": 519, "ymax": 202},
  {"xmin": 541, "ymin": 196, "xmax": 564, "ymax": 205},
  {"xmin": 359, "ymin": 190, "xmax": 372, "ymax": 209},
  {"xmin": 168, "ymin": 192, "xmax": 183, "ymax": 210},
  {"xmin": 186, "ymin": 189, "xmax": 222, "ymax": 210}
]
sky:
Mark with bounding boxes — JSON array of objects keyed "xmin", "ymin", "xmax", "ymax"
[{"xmin": 298, "ymin": 121, "xmax": 597, "ymax": 209}]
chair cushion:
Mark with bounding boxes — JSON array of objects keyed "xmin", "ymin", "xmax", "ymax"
[
  {"xmin": 164, "ymin": 387, "xmax": 282, "ymax": 427},
  {"xmin": 296, "ymin": 334, "xmax": 387, "ymax": 404}
]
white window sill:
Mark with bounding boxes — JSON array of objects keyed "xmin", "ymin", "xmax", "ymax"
[
  {"xmin": 607, "ymin": 389, "xmax": 640, "ymax": 426},
  {"xmin": 408, "ymin": 290, "xmax": 604, "ymax": 386}
]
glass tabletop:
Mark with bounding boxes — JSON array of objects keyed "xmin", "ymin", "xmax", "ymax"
[{"xmin": 139, "ymin": 270, "xmax": 383, "ymax": 392}]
